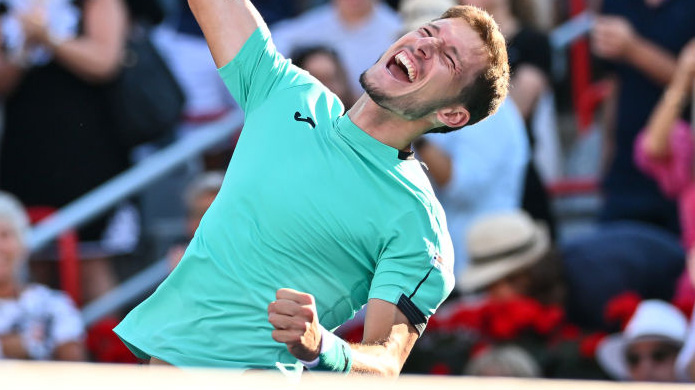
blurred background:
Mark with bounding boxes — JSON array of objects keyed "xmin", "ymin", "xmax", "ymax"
[{"xmin": 1, "ymin": 0, "xmax": 695, "ymax": 383}]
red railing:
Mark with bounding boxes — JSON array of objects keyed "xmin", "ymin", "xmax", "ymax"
[{"xmin": 27, "ymin": 207, "xmax": 82, "ymax": 306}]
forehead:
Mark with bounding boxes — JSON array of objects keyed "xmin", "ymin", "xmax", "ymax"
[
  {"xmin": 430, "ymin": 18, "xmax": 486, "ymax": 58},
  {"xmin": 430, "ymin": 18, "xmax": 488, "ymax": 80}
]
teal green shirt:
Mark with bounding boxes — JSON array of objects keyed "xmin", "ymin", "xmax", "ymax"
[{"xmin": 114, "ymin": 27, "xmax": 454, "ymax": 369}]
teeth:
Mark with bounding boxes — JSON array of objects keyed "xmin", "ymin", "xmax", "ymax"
[{"xmin": 395, "ymin": 52, "xmax": 415, "ymax": 82}]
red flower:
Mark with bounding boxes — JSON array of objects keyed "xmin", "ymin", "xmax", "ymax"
[
  {"xmin": 533, "ymin": 305, "xmax": 565, "ymax": 335},
  {"xmin": 447, "ymin": 303, "xmax": 485, "ymax": 331},
  {"xmin": 604, "ymin": 291, "xmax": 641, "ymax": 330},
  {"xmin": 579, "ymin": 332, "xmax": 608, "ymax": 359},
  {"xmin": 507, "ymin": 297, "xmax": 542, "ymax": 329},
  {"xmin": 556, "ymin": 324, "xmax": 582, "ymax": 342},
  {"xmin": 672, "ymin": 295, "xmax": 695, "ymax": 320},
  {"xmin": 429, "ymin": 362, "xmax": 452, "ymax": 375}
]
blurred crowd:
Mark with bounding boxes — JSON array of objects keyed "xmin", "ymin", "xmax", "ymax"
[{"xmin": 1, "ymin": 0, "xmax": 695, "ymax": 384}]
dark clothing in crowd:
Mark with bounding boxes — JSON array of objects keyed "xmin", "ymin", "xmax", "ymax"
[
  {"xmin": 0, "ymin": 1, "xmax": 129, "ymax": 240},
  {"xmin": 507, "ymin": 26, "xmax": 557, "ymax": 241},
  {"xmin": 599, "ymin": 0, "xmax": 695, "ymax": 235},
  {"xmin": 561, "ymin": 222, "xmax": 685, "ymax": 331}
]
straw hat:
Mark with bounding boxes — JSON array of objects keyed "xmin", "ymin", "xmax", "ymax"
[
  {"xmin": 458, "ymin": 210, "xmax": 550, "ymax": 292},
  {"xmin": 596, "ymin": 300, "xmax": 688, "ymax": 380},
  {"xmin": 399, "ymin": 0, "xmax": 457, "ymax": 32}
]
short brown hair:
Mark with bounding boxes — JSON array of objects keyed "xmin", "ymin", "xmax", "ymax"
[{"xmin": 432, "ymin": 5, "xmax": 509, "ymax": 132}]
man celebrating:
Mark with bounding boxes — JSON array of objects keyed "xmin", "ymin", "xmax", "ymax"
[{"xmin": 114, "ymin": 0, "xmax": 508, "ymax": 376}]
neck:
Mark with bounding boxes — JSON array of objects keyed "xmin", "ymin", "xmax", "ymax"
[{"xmin": 347, "ymin": 94, "xmax": 432, "ymax": 151}]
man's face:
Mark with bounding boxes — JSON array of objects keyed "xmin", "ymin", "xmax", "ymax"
[
  {"xmin": 625, "ymin": 340, "xmax": 680, "ymax": 382},
  {"xmin": 360, "ymin": 18, "xmax": 487, "ymax": 120}
]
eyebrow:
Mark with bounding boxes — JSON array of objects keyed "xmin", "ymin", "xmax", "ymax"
[{"xmin": 426, "ymin": 23, "xmax": 462, "ymax": 70}]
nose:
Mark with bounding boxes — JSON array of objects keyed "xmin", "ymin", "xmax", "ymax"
[{"xmin": 415, "ymin": 37, "xmax": 442, "ymax": 59}]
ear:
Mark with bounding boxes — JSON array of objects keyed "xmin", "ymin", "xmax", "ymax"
[{"xmin": 435, "ymin": 105, "xmax": 470, "ymax": 129}]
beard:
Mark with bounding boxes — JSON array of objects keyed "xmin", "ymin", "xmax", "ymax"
[{"xmin": 359, "ymin": 70, "xmax": 445, "ymax": 120}]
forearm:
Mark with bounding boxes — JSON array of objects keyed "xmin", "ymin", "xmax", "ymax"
[
  {"xmin": 642, "ymin": 72, "xmax": 691, "ymax": 158},
  {"xmin": 348, "ymin": 339, "xmax": 411, "ymax": 376},
  {"xmin": 53, "ymin": 341, "xmax": 86, "ymax": 361},
  {"xmin": 51, "ymin": 37, "xmax": 123, "ymax": 83},
  {"xmin": 188, "ymin": 0, "xmax": 266, "ymax": 68},
  {"xmin": 626, "ymin": 36, "xmax": 678, "ymax": 87},
  {"xmin": 0, "ymin": 333, "xmax": 29, "ymax": 359},
  {"xmin": 510, "ymin": 65, "xmax": 548, "ymax": 121},
  {"xmin": 49, "ymin": 0, "xmax": 128, "ymax": 83}
]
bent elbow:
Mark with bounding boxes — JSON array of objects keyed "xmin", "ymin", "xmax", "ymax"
[{"xmin": 641, "ymin": 135, "xmax": 670, "ymax": 160}]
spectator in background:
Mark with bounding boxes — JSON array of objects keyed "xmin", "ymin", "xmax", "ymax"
[
  {"xmin": 596, "ymin": 300, "xmax": 687, "ymax": 382},
  {"xmin": 592, "ymin": 0, "xmax": 695, "ymax": 234},
  {"xmin": 154, "ymin": 0, "xmax": 236, "ymax": 128},
  {"xmin": 271, "ymin": 0, "xmax": 402, "ymax": 95},
  {"xmin": 634, "ymin": 38, "xmax": 695, "ymax": 314},
  {"xmin": 167, "ymin": 171, "xmax": 224, "ymax": 271},
  {"xmin": 0, "ymin": 0, "xmax": 136, "ymax": 303},
  {"xmin": 0, "ymin": 192, "xmax": 85, "ymax": 361},
  {"xmin": 291, "ymin": 45, "xmax": 356, "ymax": 108},
  {"xmin": 458, "ymin": 0, "xmax": 558, "ymax": 240},
  {"xmin": 457, "ymin": 210, "xmax": 557, "ymax": 303},
  {"xmin": 417, "ymin": 98, "xmax": 529, "ymax": 281},
  {"xmin": 561, "ymin": 222, "xmax": 684, "ymax": 331},
  {"xmin": 458, "ymin": 210, "xmax": 685, "ymax": 331}
]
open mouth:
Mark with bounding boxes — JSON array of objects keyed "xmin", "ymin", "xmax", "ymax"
[{"xmin": 387, "ymin": 51, "xmax": 416, "ymax": 83}]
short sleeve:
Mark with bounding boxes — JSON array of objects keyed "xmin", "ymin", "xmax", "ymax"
[
  {"xmin": 368, "ymin": 210, "xmax": 455, "ymax": 336},
  {"xmin": 217, "ymin": 27, "xmax": 304, "ymax": 113},
  {"xmin": 634, "ymin": 121, "xmax": 695, "ymax": 198}
]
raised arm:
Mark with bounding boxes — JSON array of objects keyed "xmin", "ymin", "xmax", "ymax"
[
  {"xmin": 641, "ymin": 40, "xmax": 695, "ymax": 159},
  {"xmin": 592, "ymin": 16, "xmax": 677, "ymax": 87},
  {"xmin": 188, "ymin": 0, "xmax": 267, "ymax": 68},
  {"xmin": 268, "ymin": 289, "xmax": 419, "ymax": 377},
  {"xmin": 18, "ymin": 0, "xmax": 128, "ymax": 83}
]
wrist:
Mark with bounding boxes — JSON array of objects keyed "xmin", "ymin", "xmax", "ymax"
[
  {"xmin": 298, "ymin": 326, "xmax": 352, "ymax": 374},
  {"xmin": 297, "ymin": 326, "xmax": 331, "ymax": 368}
]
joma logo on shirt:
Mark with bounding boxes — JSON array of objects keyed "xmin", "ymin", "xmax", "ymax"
[{"xmin": 294, "ymin": 111, "xmax": 316, "ymax": 128}]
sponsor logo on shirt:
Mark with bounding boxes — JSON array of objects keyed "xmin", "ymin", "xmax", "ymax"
[{"xmin": 294, "ymin": 111, "xmax": 316, "ymax": 128}]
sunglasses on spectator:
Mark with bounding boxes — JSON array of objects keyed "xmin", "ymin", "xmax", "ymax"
[{"xmin": 625, "ymin": 346, "xmax": 678, "ymax": 367}]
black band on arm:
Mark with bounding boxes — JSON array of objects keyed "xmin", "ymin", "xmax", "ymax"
[{"xmin": 397, "ymin": 294, "xmax": 427, "ymax": 336}]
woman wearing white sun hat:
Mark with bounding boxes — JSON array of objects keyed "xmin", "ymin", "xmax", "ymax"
[{"xmin": 596, "ymin": 300, "xmax": 687, "ymax": 382}]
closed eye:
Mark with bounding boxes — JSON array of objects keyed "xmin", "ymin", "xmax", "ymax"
[
  {"xmin": 421, "ymin": 27, "xmax": 432, "ymax": 37},
  {"xmin": 445, "ymin": 54, "xmax": 456, "ymax": 68}
]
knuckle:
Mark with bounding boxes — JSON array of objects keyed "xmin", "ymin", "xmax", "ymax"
[{"xmin": 300, "ymin": 307, "xmax": 314, "ymax": 320}]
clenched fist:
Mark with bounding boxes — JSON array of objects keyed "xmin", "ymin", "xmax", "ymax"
[{"xmin": 268, "ymin": 288, "xmax": 322, "ymax": 362}]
